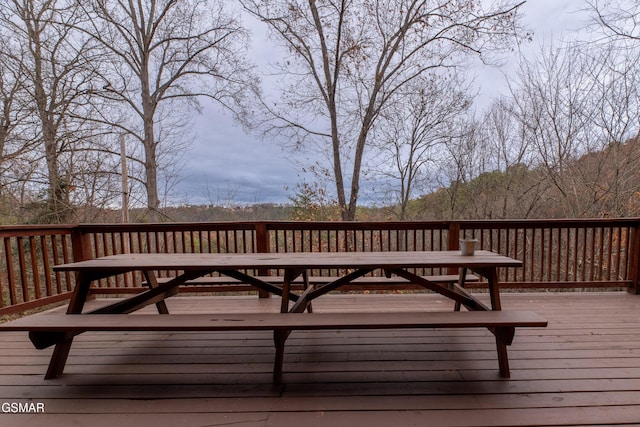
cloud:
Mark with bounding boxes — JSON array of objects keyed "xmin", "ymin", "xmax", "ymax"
[{"xmin": 175, "ymin": 101, "xmax": 299, "ymax": 204}]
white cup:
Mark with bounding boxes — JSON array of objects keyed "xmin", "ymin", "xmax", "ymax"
[{"xmin": 460, "ymin": 239, "xmax": 478, "ymax": 256}]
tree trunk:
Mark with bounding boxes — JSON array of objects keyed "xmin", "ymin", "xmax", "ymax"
[
  {"xmin": 32, "ymin": 18, "xmax": 69, "ymax": 223},
  {"xmin": 143, "ymin": 132, "xmax": 160, "ymax": 222},
  {"xmin": 141, "ymin": 87, "xmax": 160, "ymax": 222}
]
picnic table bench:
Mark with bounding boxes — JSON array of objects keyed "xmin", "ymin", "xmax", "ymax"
[
  {"xmin": 4, "ymin": 310, "xmax": 547, "ymax": 382},
  {"xmin": 142, "ymin": 273, "xmax": 481, "ymax": 294}
]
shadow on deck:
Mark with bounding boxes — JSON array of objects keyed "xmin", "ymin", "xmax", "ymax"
[{"xmin": 1, "ymin": 292, "xmax": 640, "ymax": 426}]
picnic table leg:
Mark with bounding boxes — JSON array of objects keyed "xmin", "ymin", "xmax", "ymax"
[
  {"xmin": 453, "ymin": 267, "xmax": 468, "ymax": 312},
  {"xmin": 45, "ymin": 340, "xmax": 74, "ymax": 379},
  {"xmin": 143, "ymin": 271, "xmax": 169, "ymax": 314},
  {"xmin": 280, "ymin": 269, "xmax": 307, "ymax": 313},
  {"xmin": 302, "ymin": 270, "xmax": 312, "ymax": 313},
  {"xmin": 495, "ymin": 336, "xmax": 511, "ymax": 378},
  {"xmin": 45, "ymin": 271, "xmax": 93, "ymax": 379},
  {"xmin": 273, "ymin": 330, "xmax": 287, "ymax": 383},
  {"xmin": 280, "ymin": 270, "xmax": 293, "ymax": 313},
  {"xmin": 480, "ymin": 266, "xmax": 511, "ymax": 378}
]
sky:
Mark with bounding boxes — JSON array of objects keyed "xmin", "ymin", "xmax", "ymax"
[{"xmin": 173, "ymin": 0, "xmax": 592, "ymax": 206}]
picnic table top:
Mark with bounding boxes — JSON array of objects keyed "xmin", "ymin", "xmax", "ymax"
[{"xmin": 53, "ymin": 250, "xmax": 522, "ymax": 272}]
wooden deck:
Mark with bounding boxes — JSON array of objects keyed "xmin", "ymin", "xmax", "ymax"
[{"xmin": 1, "ymin": 292, "xmax": 640, "ymax": 426}]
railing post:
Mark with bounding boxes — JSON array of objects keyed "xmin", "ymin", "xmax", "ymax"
[
  {"xmin": 70, "ymin": 226, "xmax": 94, "ymax": 299},
  {"xmin": 628, "ymin": 223, "xmax": 640, "ymax": 295},
  {"xmin": 447, "ymin": 222, "xmax": 461, "ymax": 275},
  {"xmin": 71, "ymin": 226, "xmax": 93, "ymax": 263},
  {"xmin": 448, "ymin": 222, "xmax": 461, "ymax": 251},
  {"xmin": 255, "ymin": 222, "xmax": 271, "ymax": 299}
]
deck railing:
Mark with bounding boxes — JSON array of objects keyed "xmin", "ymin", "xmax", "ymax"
[{"xmin": 1, "ymin": 219, "xmax": 639, "ymax": 315}]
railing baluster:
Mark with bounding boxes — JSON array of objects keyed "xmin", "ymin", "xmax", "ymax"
[
  {"xmin": 616, "ymin": 227, "xmax": 625, "ymax": 280},
  {"xmin": 17, "ymin": 237, "xmax": 28, "ymax": 303},
  {"xmin": 0, "ymin": 240, "xmax": 5, "ymax": 309},
  {"xmin": 579, "ymin": 227, "xmax": 586, "ymax": 282},
  {"xmin": 41, "ymin": 235, "xmax": 52, "ymax": 298},
  {"xmin": 607, "ymin": 226, "xmax": 614, "ymax": 281},
  {"xmin": 4, "ymin": 237, "xmax": 17, "ymax": 305},
  {"xmin": 29, "ymin": 236, "xmax": 41, "ymax": 300},
  {"xmin": 527, "ymin": 228, "xmax": 533, "ymax": 283}
]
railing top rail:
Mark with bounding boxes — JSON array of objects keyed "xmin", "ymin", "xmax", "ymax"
[
  {"xmin": 3, "ymin": 218, "xmax": 639, "ymax": 236},
  {"xmin": 457, "ymin": 218, "xmax": 640, "ymax": 229},
  {"xmin": 75, "ymin": 218, "xmax": 640, "ymax": 228},
  {"xmin": 0, "ymin": 224, "xmax": 76, "ymax": 238},
  {"xmin": 74, "ymin": 222, "xmax": 260, "ymax": 233},
  {"xmin": 263, "ymin": 221, "xmax": 452, "ymax": 231}
]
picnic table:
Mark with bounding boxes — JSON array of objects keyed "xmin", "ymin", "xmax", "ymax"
[{"xmin": 2, "ymin": 250, "xmax": 547, "ymax": 381}]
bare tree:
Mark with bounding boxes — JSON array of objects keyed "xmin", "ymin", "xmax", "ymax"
[
  {"xmin": 372, "ymin": 73, "xmax": 472, "ymax": 220},
  {"xmin": 578, "ymin": 47, "xmax": 640, "ymax": 216},
  {"xmin": 241, "ymin": 0, "xmax": 527, "ymax": 220},
  {"xmin": 0, "ymin": 37, "xmax": 31, "ymax": 172},
  {"xmin": 77, "ymin": 0, "xmax": 255, "ymax": 221},
  {"xmin": 506, "ymin": 42, "xmax": 598, "ymax": 217},
  {"xmin": 502, "ymin": 36, "xmax": 640, "ymax": 218},
  {"xmin": 0, "ymin": 0, "xmax": 105, "ymax": 223},
  {"xmin": 467, "ymin": 98, "xmax": 545, "ymax": 219},
  {"xmin": 588, "ymin": 0, "xmax": 640, "ymax": 44},
  {"xmin": 587, "ymin": 0, "xmax": 640, "ymax": 140},
  {"xmin": 434, "ymin": 117, "xmax": 482, "ymax": 219},
  {"xmin": 0, "ymin": 44, "xmax": 20, "ymax": 157},
  {"xmin": 0, "ymin": 38, "xmax": 40, "ymax": 221}
]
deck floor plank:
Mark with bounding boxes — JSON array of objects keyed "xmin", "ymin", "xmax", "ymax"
[{"xmin": 1, "ymin": 292, "xmax": 640, "ymax": 426}]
